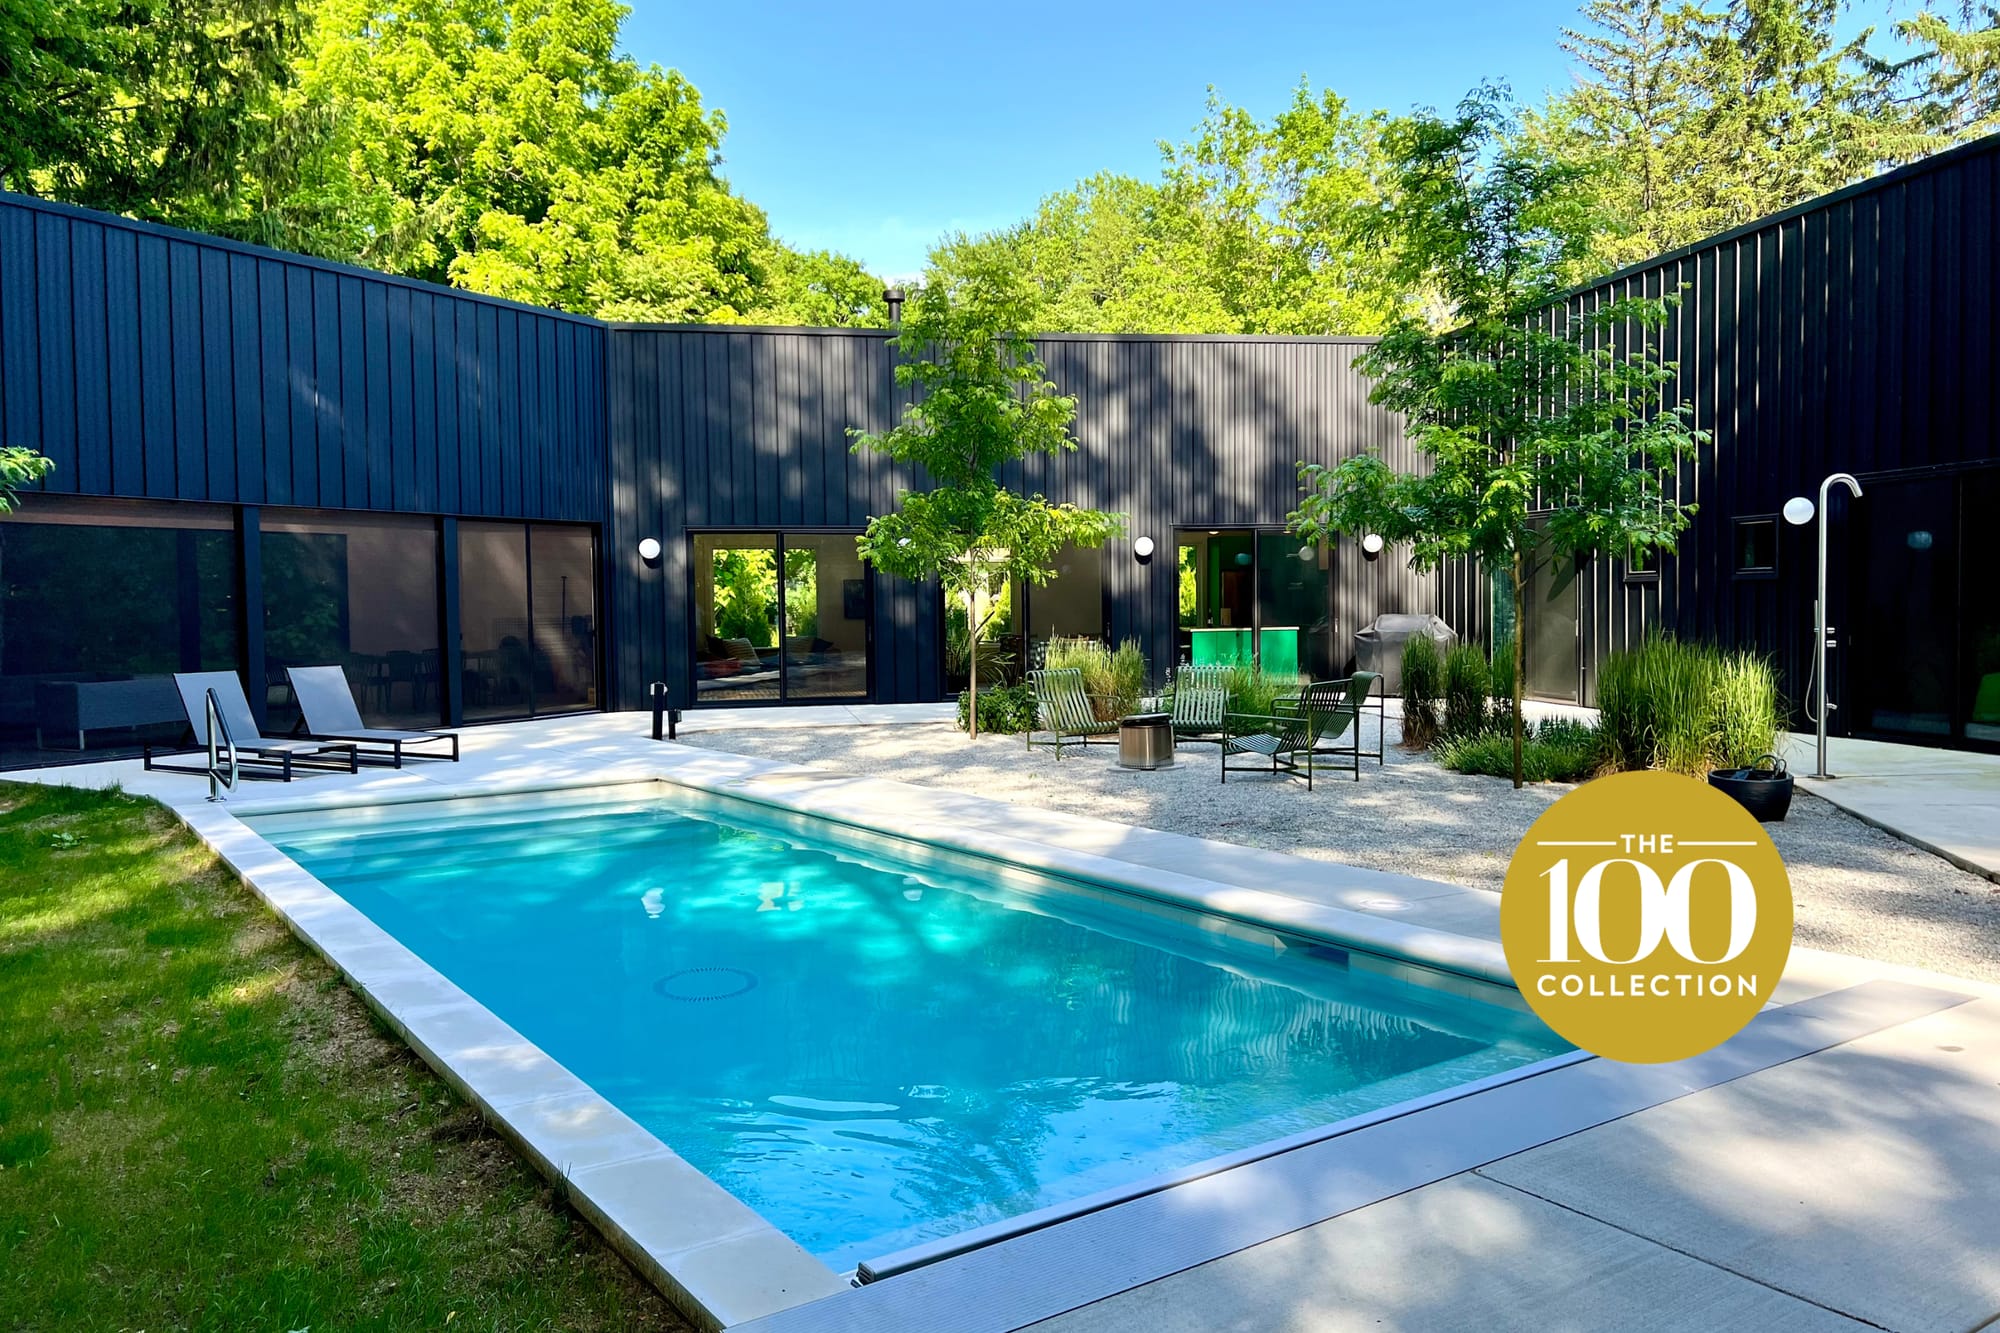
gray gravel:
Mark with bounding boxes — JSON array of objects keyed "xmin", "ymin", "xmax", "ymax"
[{"xmin": 687, "ymin": 716, "xmax": 2000, "ymax": 985}]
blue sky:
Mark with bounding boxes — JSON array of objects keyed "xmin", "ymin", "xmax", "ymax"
[{"xmin": 624, "ymin": 0, "xmax": 1911, "ymax": 280}]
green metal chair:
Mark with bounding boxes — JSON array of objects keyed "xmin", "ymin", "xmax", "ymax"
[
  {"xmin": 1169, "ymin": 664, "xmax": 1230, "ymax": 746},
  {"xmin": 1220, "ymin": 694, "xmax": 1361, "ymax": 789},
  {"xmin": 1026, "ymin": 667, "xmax": 1119, "ymax": 759},
  {"xmin": 1279, "ymin": 671, "xmax": 1384, "ymax": 767}
]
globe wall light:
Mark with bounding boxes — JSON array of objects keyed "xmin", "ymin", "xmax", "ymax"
[
  {"xmin": 1133, "ymin": 536, "xmax": 1156, "ymax": 563},
  {"xmin": 637, "ymin": 536, "xmax": 662, "ymax": 565},
  {"xmin": 1360, "ymin": 533, "xmax": 1385, "ymax": 562},
  {"xmin": 1782, "ymin": 496, "xmax": 1815, "ymax": 526}
]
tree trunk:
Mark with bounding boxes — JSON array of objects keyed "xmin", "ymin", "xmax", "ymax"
[
  {"xmin": 1511, "ymin": 551, "xmax": 1527, "ymax": 791},
  {"xmin": 966, "ymin": 587, "xmax": 980, "ymax": 741}
]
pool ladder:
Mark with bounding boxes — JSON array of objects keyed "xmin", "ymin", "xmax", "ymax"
[{"xmin": 204, "ymin": 687, "xmax": 240, "ymax": 802}]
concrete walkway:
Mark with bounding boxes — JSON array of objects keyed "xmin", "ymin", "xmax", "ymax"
[{"xmin": 1785, "ymin": 732, "xmax": 2000, "ymax": 883}]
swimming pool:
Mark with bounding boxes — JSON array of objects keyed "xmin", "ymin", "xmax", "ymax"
[{"xmin": 247, "ymin": 784, "xmax": 1569, "ymax": 1271}]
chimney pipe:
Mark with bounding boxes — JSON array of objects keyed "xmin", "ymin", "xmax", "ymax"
[{"xmin": 883, "ymin": 286, "xmax": 905, "ymax": 327}]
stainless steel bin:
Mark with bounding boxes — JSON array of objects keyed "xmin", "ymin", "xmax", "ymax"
[{"xmin": 1117, "ymin": 713, "xmax": 1176, "ymax": 770}]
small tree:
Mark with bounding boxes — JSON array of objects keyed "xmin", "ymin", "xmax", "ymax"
[
  {"xmin": 851, "ymin": 256, "xmax": 1126, "ymax": 737},
  {"xmin": 1288, "ymin": 88, "xmax": 1703, "ymax": 787}
]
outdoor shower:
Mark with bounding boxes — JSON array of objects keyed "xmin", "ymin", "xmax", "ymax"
[{"xmin": 1785, "ymin": 472, "xmax": 1863, "ymax": 779}]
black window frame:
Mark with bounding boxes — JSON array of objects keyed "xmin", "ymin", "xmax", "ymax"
[
  {"xmin": 1733, "ymin": 515, "xmax": 1781, "ymax": 579},
  {"xmin": 687, "ymin": 527, "xmax": 875, "ymax": 706}
]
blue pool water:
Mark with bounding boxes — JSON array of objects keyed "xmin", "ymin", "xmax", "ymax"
[{"xmin": 249, "ymin": 786, "xmax": 1568, "ymax": 1269}]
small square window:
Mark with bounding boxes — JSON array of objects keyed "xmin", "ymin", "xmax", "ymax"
[
  {"xmin": 1624, "ymin": 542, "xmax": 1659, "ymax": 583},
  {"xmin": 1734, "ymin": 517, "xmax": 1778, "ymax": 577}
]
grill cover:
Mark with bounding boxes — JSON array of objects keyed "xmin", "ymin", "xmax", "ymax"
[{"xmin": 1353, "ymin": 614, "xmax": 1458, "ymax": 694}]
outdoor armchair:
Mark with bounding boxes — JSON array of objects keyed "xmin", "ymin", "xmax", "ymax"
[
  {"xmin": 144, "ymin": 671, "xmax": 359, "ymax": 782},
  {"xmin": 287, "ymin": 665, "xmax": 460, "ymax": 768},
  {"xmin": 1026, "ymin": 667, "xmax": 1119, "ymax": 759},
  {"xmin": 1220, "ymin": 696, "xmax": 1360, "ymax": 789},
  {"xmin": 1169, "ymin": 664, "xmax": 1230, "ymax": 746},
  {"xmin": 1278, "ymin": 672, "xmax": 1383, "ymax": 766}
]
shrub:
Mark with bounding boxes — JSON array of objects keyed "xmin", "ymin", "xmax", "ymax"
[
  {"xmin": 956, "ymin": 682, "xmax": 1036, "ymax": 734},
  {"xmin": 1400, "ymin": 634, "xmax": 1443, "ymax": 748},
  {"xmin": 1595, "ymin": 635, "xmax": 1782, "ymax": 774},
  {"xmin": 1489, "ymin": 634, "xmax": 1518, "ymax": 728},
  {"xmin": 1442, "ymin": 643, "xmax": 1492, "ymax": 739},
  {"xmin": 1435, "ymin": 718, "xmax": 1604, "ymax": 783},
  {"xmin": 1044, "ymin": 636, "xmax": 1147, "ymax": 720},
  {"xmin": 1223, "ymin": 662, "xmax": 1301, "ymax": 718}
]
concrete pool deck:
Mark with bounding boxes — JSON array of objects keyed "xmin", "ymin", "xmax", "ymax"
[
  {"xmin": 10, "ymin": 709, "xmax": 1999, "ymax": 1332},
  {"xmin": 1788, "ymin": 732, "xmax": 2000, "ymax": 883}
]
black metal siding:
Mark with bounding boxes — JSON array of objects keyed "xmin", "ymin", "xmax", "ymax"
[
  {"xmin": 0, "ymin": 191, "xmax": 606, "ymax": 523},
  {"xmin": 605, "ymin": 327, "xmax": 1420, "ymax": 709},
  {"xmin": 1440, "ymin": 133, "xmax": 2000, "ymax": 720}
]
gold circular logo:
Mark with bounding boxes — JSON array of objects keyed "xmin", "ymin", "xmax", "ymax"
[{"xmin": 1501, "ymin": 770, "xmax": 1793, "ymax": 1063}]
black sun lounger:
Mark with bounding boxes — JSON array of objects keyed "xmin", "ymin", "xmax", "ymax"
[
  {"xmin": 286, "ymin": 665, "xmax": 460, "ymax": 768},
  {"xmin": 144, "ymin": 671, "xmax": 359, "ymax": 781}
]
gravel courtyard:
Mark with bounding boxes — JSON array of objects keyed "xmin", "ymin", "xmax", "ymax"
[{"xmin": 688, "ymin": 716, "xmax": 2000, "ymax": 985}]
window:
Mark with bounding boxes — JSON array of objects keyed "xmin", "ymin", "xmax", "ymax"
[
  {"xmin": 461, "ymin": 521, "xmax": 598, "ymax": 719},
  {"xmin": 0, "ymin": 497, "xmax": 239, "ymax": 763},
  {"xmin": 1624, "ymin": 541, "xmax": 1659, "ymax": 583},
  {"xmin": 695, "ymin": 532, "xmax": 869, "ymax": 702},
  {"xmin": 1733, "ymin": 516, "xmax": 1779, "ymax": 577},
  {"xmin": 262, "ymin": 510, "xmax": 441, "ymax": 732}
]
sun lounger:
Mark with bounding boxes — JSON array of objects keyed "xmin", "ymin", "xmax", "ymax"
[
  {"xmin": 287, "ymin": 666, "xmax": 459, "ymax": 768},
  {"xmin": 144, "ymin": 671, "xmax": 358, "ymax": 781}
]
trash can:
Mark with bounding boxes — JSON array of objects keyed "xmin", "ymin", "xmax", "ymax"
[{"xmin": 1117, "ymin": 713, "xmax": 1176, "ymax": 770}]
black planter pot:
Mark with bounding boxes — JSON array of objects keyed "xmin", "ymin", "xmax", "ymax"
[{"xmin": 1707, "ymin": 754, "xmax": 1794, "ymax": 822}]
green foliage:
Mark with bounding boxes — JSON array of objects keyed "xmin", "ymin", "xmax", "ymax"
[
  {"xmin": 1044, "ymin": 637, "xmax": 1147, "ymax": 721},
  {"xmin": 710, "ymin": 547, "xmax": 778, "ymax": 646},
  {"xmin": 1435, "ymin": 718, "xmax": 1605, "ymax": 782},
  {"xmin": 925, "ymin": 84, "xmax": 1404, "ymax": 335},
  {"xmin": 1400, "ymin": 633, "xmax": 1444, "ymax": 749},
  {"xmin": 1442, "ymin": 643, "xmax": 1493, "ymax": 739},
  {"xmin": 851, "ymin": 254, "xmax": 1125, "ymax": 736},
  {"xmin": 1222, "ymin": 662, "xmax": 1301, "ymax": 719},
  {"xmin": 1595, "ymin": 634, "xmax": 1782, "ymax": 774},
  {"xmin": 1288, "ymin": 88, "xmax": 1704, "ymax": 786},
  {"xmin": 957, "ymin": 682, "xmax": 1037, "ymax": 734},
  {"xmin": 0, "ymin": 781, "xmax": 673, "ymax": 1328},
  {"xmin": 1528, "ymin": 0, "xmax": 1897, "ymax": 278},
  {"xmin": 0, "ymin": 447, "xmax": 53, "ymax": 512},
  {"xmin": 0, "ymin": 0, "xmax": 883, "ymax": 325},
  {"xmin": 0, "ymin": 0, "xmax": 304, "ymax": 233},
  {"xmin": 1489, "ymin": 634, "xmax": 1519, "ymax": 723}
]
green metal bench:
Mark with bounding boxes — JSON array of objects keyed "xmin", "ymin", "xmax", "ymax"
[
  {"xmin": 1278, "ymin": 672, "xmax": 1384, "ymax": 767},
  {"xmin": 1221, "ymin": 693, "xmax": 1362, "ymax": 789}
]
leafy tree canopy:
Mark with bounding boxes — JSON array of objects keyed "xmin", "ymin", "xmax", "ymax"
[
  {"xmin": 1289, "ymin": 89, "xmax": 1705, "ymax": 785},
  {"xmin": 926, "ymin": 84, "xmax": 1407, "ymax": 335},
  {"xmin": 851, "ymin": 251, "xmax": 1126, "ymax": 735}
]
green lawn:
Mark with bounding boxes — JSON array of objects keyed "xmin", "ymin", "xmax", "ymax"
[{"xmin": 0, "ymin": 781, "xmax": 685, "ymax": 1331}]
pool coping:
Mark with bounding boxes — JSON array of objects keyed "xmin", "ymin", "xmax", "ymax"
[{"xmin": 144, "ymin": 741, "xmax": 1561, "ymax": 1329}]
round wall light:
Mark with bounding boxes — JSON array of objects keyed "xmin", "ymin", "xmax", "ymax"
[
  {"xmin": 1133, "ymin": 535, "xmax": 1156, "ymax": 563},
  {"xmin": 637, "ymin": 536, "xmax": 662, "ymax": 563},
  {"xmin": 1360, "ymin": 533, "xmax": 1385, "ymax": 561},
  {"xmin": 1782, "ymin": 496, "xmax": 1816, "ymax": 526}
]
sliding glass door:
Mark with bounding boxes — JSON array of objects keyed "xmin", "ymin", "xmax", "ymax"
[
  {"xmin": 460, "ymin": 521, "xmax": 599, "ymax": 720},
  {"xmin": 694, "ymin": 532, "xmax": 870, "ymax": 703},
  {"xmin": 1844, "ymin": 466, "xmax": 1998, "ymax": 750},
  {"xmin": 1174, "ymin": 528, "xmax": 1335, "ymax": 676}
]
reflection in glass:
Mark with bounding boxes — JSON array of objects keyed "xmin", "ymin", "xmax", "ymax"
[
  {"xmin": 1175, "ymin": 529, "xmax": 1257, "ymax": 667},
  {"xmin": 262, "ymin": 510, "xmax": 440, "ymax": 732},
  {"xmin": 1025, "ymin": 545, "xmax": 1104, "ymax": 649},
  {"xmin": 530, "ymin": 525, "xmax": 597, "ymax": 712},
  {"xmin": 460, "ymin": 522, "xmax": 533, "ymax": 719},
  {"xmin": 460, "ymin": 521, "xmax": 598, "ymax": 719},
  {"xmin": 1965, "ymin": 471, "xmax": 2000, "ymax": 745},
  {"xmin": 944, "ymin": 575, "xmax": 1019, "ymax": 692},
  {"xmin": 1525, "ymin": 528, "xmax": 1579, "ymax": 702},
  {"xmin": 695, "ymin": 533, "xmax": 781, "ymax": 701},
  {"xmin": 783, "ymin": 536, "xmax": 869, "ymax": 699},
  {"xmin": 1850, "ymin": 478, "xmax": 1956, "ymax": 738},
  {"xmin": 0, "ymin": 498, "xmax": 238, "ymax": 765},
  {"xmin": 1257, "ymin": 533, "xmax": 1332, "ymax": 680}
]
